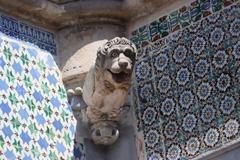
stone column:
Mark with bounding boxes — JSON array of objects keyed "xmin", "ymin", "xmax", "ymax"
[{"xmin": 57, "ymin": 22, "xmax": 138, "ymax": 160}]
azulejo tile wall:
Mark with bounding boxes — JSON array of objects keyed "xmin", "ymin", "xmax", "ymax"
[
  {"xmin": 0, "ymin": 33, "xmax": 76, "ymax": 159},
  {"xmin": 74, "ymin": 139, "xmax": 86, "ymax": 160},
  {"xmin": 131, "ymin": 1, "xmax": 240, "ymax": 159},
  {"xmin": 0, "ymin": 15, "xmax": 57, "ymax": 55}
]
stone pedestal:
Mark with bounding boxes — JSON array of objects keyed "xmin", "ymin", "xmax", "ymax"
[
  {"xmin": 84, "ymin": 125, "xmax": 138, "ymax": 160},
  {"xmin": 70, "ymin": 92, "xmax": 138, "ymax": 160}
]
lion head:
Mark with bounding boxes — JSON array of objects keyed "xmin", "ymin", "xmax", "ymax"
[{"xmin": 95, "ymin": 37, "xmax": 137, "ymax": 83}]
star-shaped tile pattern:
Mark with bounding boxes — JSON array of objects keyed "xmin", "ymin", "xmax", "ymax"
[{"xmin": 0, "ymin": 33, "xmax": 76, "ymax": 159}]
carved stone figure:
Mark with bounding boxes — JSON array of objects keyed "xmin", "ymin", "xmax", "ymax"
[{"xmin": 81, "ymin": 37, "xmax": 137, "ymax": 145}]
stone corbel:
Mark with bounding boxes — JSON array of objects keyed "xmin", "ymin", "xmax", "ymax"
[{"xmin": 67, "ymin": 37, "xmax": 137, "ymax": 145}]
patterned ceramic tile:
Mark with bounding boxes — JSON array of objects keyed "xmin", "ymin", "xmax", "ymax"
[
  {"xmin": 135, "ymin": 56, "xmax": 153, "ymax": 84},
  {"xmin": 159, "ymin": 16, "xmax": 170, "ymax": 38},
  {"xmin": 200, "ymin": 0, "xmax": 212, "ymax": 17},
  {"xmin": 190, "ymin": 0, "xmax": 202, "ymax": 22},
  {"xmin": 0, "ymin": 33, "xmax": 76, "ymax": 159},
  {"xmin": 179, "ymin": 6, "xmax": 191, "ymax": 28},
  {"xmin": 149, "ymin": 21, "xmax": 161, "ymax": 42},
  {"xmin": 73, "ymin": 140, "xmax": 86, "ymax": 160},
  {"xmin": 138, "ymin": 26, "xmax": 150, "ymax": 48},
  {"xmin": 131, "ymin": 2, "xmax": 240, "ymax": 159},
  {"xmin": 211, "ymin": 0, "xmax": 223, "ymax": 12},
  {"xmin": 169, "ymin": 10, "xmax": 181, "ymax": 32},
  {"xmin": 0, "ymin": 15, "xmax": 57, "ymax": 55}
]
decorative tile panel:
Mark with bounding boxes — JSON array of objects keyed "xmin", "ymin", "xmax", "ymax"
[
  {"xmin": 0, "ymin": 33, "xmax": 75, "ymax": 159},
  {"xmin": 130, "ymin": 0, "xmax": 239, "ymax": 52},
  {"xmin": 74, "ymin": 139, "xmax": 86, "ymax": 160},
  {"xmin": 132, "ymin": 1, "xmax": 240, "ymax": 159},
  {"xmin": 0, "ymin": 15, "xmax": 57, "ymax": 55}
]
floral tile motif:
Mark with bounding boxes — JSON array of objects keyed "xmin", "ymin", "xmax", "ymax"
[
  {"xmin": 132, "ymin": 2, "xmax": 240, "ymax": 159},
  {"xmin": 149, "ymin": 21, "xmax": 161, "ymax": 42},
  {"xmin": 179, "ymin": 6, "xmax": 191, "ymax": 28},
  {"xmin": 0, "ymin": 15, "xmax": 57, "ymax": 55},
  {"xmin": 190, "ymin": 0, "xmax": 202, "ymax": 22},
  {"xmin": 135, "ymin": 56, "xmax": 153, "ymax": 84},
  {"xmin": 200, "ymin": 0, "xmax": 212, "ymax": 17},
  {"xmin": 169, "ymin": 10, "xmax": 181, "ymax": 32},
  {"xmin": 137, "ymin": 80, "xmax": 155, "ymax": 104},
  {"xmin": 0, "ymin": 33, "xmax": 76, "ymax": 159},
  {"xmin": 158, "ymin": 16, "xmax": 170, "ymax": 39}
]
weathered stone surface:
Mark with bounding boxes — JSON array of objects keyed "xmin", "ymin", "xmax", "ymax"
[
  {"xmin": 59, "ymin": 24, "xmax": 125, "ymax": 86},
  {"xmin": 0, "ymin": 0, "xmax": 180, "ymax": 29},
  {"xmin": 81, "ymin": 37, "xmax": 137, "ymax": 145},
  {"xmin": 49, "ymin": 0, "xmax": 76, "ymax": 4}
]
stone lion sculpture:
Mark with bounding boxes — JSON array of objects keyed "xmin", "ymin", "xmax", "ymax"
[{"xmin": 81, "ymin": 37, "xmax": 137, "ymax": 145}]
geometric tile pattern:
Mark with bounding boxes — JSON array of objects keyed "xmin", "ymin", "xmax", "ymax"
[
  {"xmin": 0, "ymin": 32, "xmax": 75, "ymax": 159},
  {"xmin": 73, "ymin": 140, "xmax": 86, "ymax": 160},
  {"xmin": 0, "ymin": 15, "xmax": 57, "ymax": 55},
  {"xmin": 132, "ymin": 1, "xmax": 240, "ymax": 159}
]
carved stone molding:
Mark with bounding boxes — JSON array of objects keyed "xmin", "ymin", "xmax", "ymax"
[{"xmin": 0, "ymin": 0, "xmax": 177, "ymax": 29}]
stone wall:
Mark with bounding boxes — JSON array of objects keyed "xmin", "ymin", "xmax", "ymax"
[
  {"xmin": 57, "ymin": 24, "xmax": 125, "ymax": 89},
  {"xmin": 129, "ymin": 0, "xmax": 240, "ymax": 159}
]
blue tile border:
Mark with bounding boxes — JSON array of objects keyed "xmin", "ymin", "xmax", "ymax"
[{"xmin": 0, "ymin": 15, "xmax": 57, "ymax": 55}]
